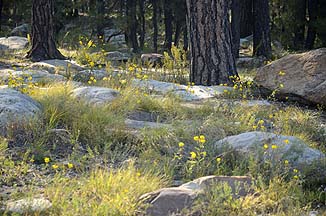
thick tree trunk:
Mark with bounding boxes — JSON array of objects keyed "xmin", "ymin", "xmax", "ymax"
[
  {"xmin": 152, "ymin": 0, "xmax": 158, "ymax": 52},
  {"xmin": 27, "ymin": 0, "xmax": 65, "ymax": 62},
  {"xmin": 164, "ymin": 0, "xmax": 173, "ymax": 51},
  {"xmin": 240, "ymin": 0, "xmax": 253, "ymax": 38},
  {"xmin": 183, "ymin": 29, "xmax": 188, "ymax": 51},
  {"xmin": 253, "ymin": 0, "xmax": 272, "ymax": 59},
  {"xmin": 186, "ymin": 0, "xmax": 238, "ymax": 86},
  {"xmin": 231, "ymin": 0, "xmax": 241, "ymax": 58},
  {"xmin": 0, "ymin": 0, "xmax": 3, "ymax": 31},
  {"xmin": 293, "ymin": 0, "xmax": 307, "ymax": 50},
  {"xmin": 96, "ymin": 0, "xmax": 105, "ymax": 39},
  {"xmin": 126, "ymin": 0, "xmax": 139, "ymax": 53},
  {"xmin": 174, "ymin": 20, "xmax": 182, "ymax": 47},
  {"xmin": 305, "ymin": 0, "xmax": 318, "ymax": 49},
  {"xmin": 138, "ymin": 0, "xmax": 146, "ymax": 50}
]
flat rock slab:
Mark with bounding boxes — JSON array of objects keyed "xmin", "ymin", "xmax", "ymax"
[
  {"xmin": 140, "ymin": 176, "xmax": 251, "ymax": 216},
  {"xmin": 125, "ymin": 119, "xmax": 170, "ymax": 130},
  {"xmin": 132, "ymin": 79, "xmax": 233, "ymax": 101},
  {"xmin": 0, "ymin": 36, "xmax": 28, "ymax": 51},
  {"xmin": 5, "ymin": 198, "xmax": 52, "ymax": 214},
  {"xmin": 73, "ymin": 69, "xmax": 108, "ymax": 82},
  {"xmin": 255, "ymin": 48, "xmax": 326, "ymax": 105},
  {"xmin": 28, "ymin": 59, "xmax": 84, "ymax": 75},
  {"xmin": 0, "ymin": 68, "xmax": 65, "ymax": 84},
  {"xmin": 215, "ymin": 131, "xmax": 325, "ymax": 165},
  {"xmin": 0, "ymin": 88, "xmax": 42, "ymax": 136},
  {"xmin": 72, "ymin": 86, "xmax": 120, "ymax": 105}
]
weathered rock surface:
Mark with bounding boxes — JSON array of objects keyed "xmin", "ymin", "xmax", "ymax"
[
  {"xmin": 141, "ymin": 53, "xmax": 164, "ymax": 66},
  {"xmin": 106, "ymin": 51, "xmax": 131, "ymax": 64},
  {"xmin": 0, "ymin": 36, "xmax": 28, "ymax": 51},
  {"xmin": 5, "ymin": 198, "xmax": 52, "ymax": 214},
  {"xmin": 140, "ymin": 176, "xmax": 251, "ymax": 216},
  {"xmin": 104, "ymin": 28, "xmax": 126, "ymax": 46},
  {"xmin": 215, "ymin": 132, "xmax": 325, "ymax": 165},
  {"xmin": 10, "ymin": 24, "xmax": 30, "ymax": 37},
  {"xmin": 0, "ymin": 88, "xmax": 42, "ymax": 136},
  {"xmin": 73, "ymin": 69, "xmax": 108, "ymax": 82},
  {"xmin": 0, "ymin": 68, "xmax": 65, "ymax": 83},
  {"xmin": 236, "ymin": 57, "xmax": 265, "ymax": 69},
  {"xmin": 255, "ymin": 48, "xmax": 326, "ymax": 105},
  {"xmin": 132, "ymin": 79, "xmax": 233, "ymax": 101},
  {"xmin": 125, "ymin": 119, "xmax": 170, "ymax": 130},
  {"xmin": 72, "ymin": 86, "xmax": 119, "ymax": 105},
  {"xmin": 28, "ymin": 59, "xmax": 84, "ymax": 75}
]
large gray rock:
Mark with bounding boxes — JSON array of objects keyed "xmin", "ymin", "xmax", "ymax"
[
  {"xmin": 106, "ymin": 51, "xmax": 131, "ymax": 64},
  {"xmin": 141, "ymin": 53, "xmax": 164, "ymax": 66},
  {"xmin": 72, "ymin": 86, "xmax": 119, "ymax": 105},
  {"xmin": 10, "ymin": 24, "xmax": 30, "ymax": 37},
  {"xmin": 0, "ymin": 68, "xmax": 65, "ymax": 84},
  {"xmin": 255, "ymin": 48, "xmax": 326, "ymax": 105},
  {"xmin": 140, "ymin": 176, "xmax": 251, "ymax": 216},
  {"xmin": 132, "ymin": 79, "xmax": 233, "ymax": 101},
  {"xmin": 28, "ymin": 59, "xmax": 84, "ymax": 75},
  {"xmin": 5, "ymin": 198, "xmax": 52, "ymax": 214},
  {"xmin": 215, "ymin": 132, "xmax": 325, "ymax": 165},
  {"xmin": 0, "ymin": 88, "xmax": 42, "ymax": 136},
  {"xmin": 73, "ymin": 69, "xmax": 108, "ymax": 82},
  {"xmin": 0, "ymin": 36, "xmax": 28, "ymax": 51},
  {"xmin": 125, "ymin": 119, "xmax": 170, "ymax": 130},
  {"xmin": 104, "ymin": 28, "xmax": 126, "ymax": 45}
]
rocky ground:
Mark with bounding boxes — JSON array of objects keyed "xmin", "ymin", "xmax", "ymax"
[{"xmin": 0, "ymin": 34, "xmax": 325, "ymax": 215}]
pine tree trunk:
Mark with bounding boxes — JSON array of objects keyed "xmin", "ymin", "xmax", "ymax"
[
  {"xmin": 138, "ymin": 0, "xmax": 146, "ymax": 50},
  {"xmin": 253, "ymin": 0, "xmax": 272, "ymax": 59},
  {"xmin": 240, "ymin": 0, "xmax": 253, "ymax": 38},
  {"xmin": 293, "ymin": 0, "xmax": 307, "ymax": 50},
  {"xmin": 27, "ymin": 0, "xmax": 65, "ymax": 62},
  {"xmin": 305, "ymin": 0, "xmax": 317, "ymax": 49},
  {"xmin": 96, "ymin": 0, "xmax": 105, "ymax": 39},
  {"xmin": 126, "ymin": 0, "xmax": 139, "ymax": 52},
  {"xmin": 152, "ymin": 0, "xmax": 158, "ymax": 52},
  {"xmin": 186, "ymin": 0, "xmax": 238, "ymax": 86},
  {"xmin": 231, "ymin": 0, "xmax": 241, "ymax": 58},
  {"xmin": 0, "ymin": 0, "xmax": 3, "ymax": 31},
  {"xmin": 164, "ymin": 0, "xmax": 173, "ymax": 51}
]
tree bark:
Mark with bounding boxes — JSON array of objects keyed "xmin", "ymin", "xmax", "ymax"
[
  {"xmin": 152, "ymin": 0, "xmax": 158, "ymax": 52},
  {"xmin": 164, "ymin": 0, "xmax": 173, "ymax": 51},
  {"xmin": 231, "ymin": 0, "xmax": 241, "ymax": 58},
  {"xmin": 240, "ymin": 0, "xmax": 253, "ymax": 38},
  {"xmin": 138, "ymin": 0, "xmax": 146, "ymax": 50},
  {"xmin": 0, "ymin": 0, "xmax": 3, "ymax": 31},
  {"xmin": 186, "ymin": 0, "xmax": 238, "ymax": 86},
  {"xmin": 292, "ymin": 0, "xmax": 307, "ymax": 50},
  {"xmin": 27, "ymin": 0, "xmax": 65, "ymax": 62},
  {"xmin": 126, "ymin": 0, "xmax": 139, "ymax": 52},
  {"xmin": 96, "ymin": 0, "xmax": 105, "ymax": 39},
  {"xmin": 305, "ymin": 0, "xmax": 318, "ymax": 49},
  {"xmin": 253, "ymin": 0, "xmax": 272, "ymax": 59}
]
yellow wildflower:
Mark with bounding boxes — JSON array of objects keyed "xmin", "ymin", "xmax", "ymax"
[
  {"xmin": 193, "ymin": 136, "xmax": 199, "ymax": 141},
  {"xmin": 44, "ymin": 157, "xmax": 50, "ymax": 163},
  {"xmin": 216, "ymin": 157, "xmax": 222, "ymax": 163},
  {"xmin": 284, "ymin": 139, "xmax": 289, "ymax": 144},
  {"xmin": 67, "ymin": 163, "xmax": 74, "ymax": 169},
  {"xmin": 293, "ymin": 169, "xmax": 298, "ymax": 173},
  {"xmin": 284, "ymin": 160, "xmax": 289, "ymax": 165},
  {"xmin": 263, "ymin": 144, "xmax": 269, "ymax": 149},
  {"xmin": 190, "ymin": 152, "xmax": 197, "ymax": 159},
  {"xmin": 52, "ymin": 164, "xmax": 59, "ymax": 169},
  {"xmin": 271, "ymin": 144, "xmax": 278, "ymax": 149},
  {"xmin": 178, "ymin": 142, "xmax": 185, "ymax": 148}
]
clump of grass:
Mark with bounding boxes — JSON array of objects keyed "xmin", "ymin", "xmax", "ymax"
[
  {"xmin": 44, "ymin": 164, "xmax": 165, "ymax": 216},
  {"xmin": 190, "ymin": 177, "xmax": 313, "ymax": 216}
]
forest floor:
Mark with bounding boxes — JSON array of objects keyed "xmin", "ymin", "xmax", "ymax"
[{"xmin": 0, "ymin": 45, "xmax": 325, "ymax": 215}]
